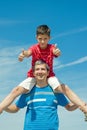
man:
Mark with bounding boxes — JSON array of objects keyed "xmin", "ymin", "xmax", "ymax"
[
  {"xmin": 5, "ymin": 60, "xmax": 78, "ymax": 130},
  {"xmin": 1, "ymin": 25, "xmax": 87, "ymax": 114}
]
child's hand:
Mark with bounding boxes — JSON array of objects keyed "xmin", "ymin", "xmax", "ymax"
[
  {"xmin": 18, "ymin": 50, "xmax": 25, "ymax": 62},
  {"xmin": 53, "ymin": 44, "xmax": 61, "ymax": 56}
]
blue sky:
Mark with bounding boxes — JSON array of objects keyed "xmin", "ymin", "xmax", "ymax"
[{"xmin": 0, "ymin": 0, "xmax": 87, "ymax": 130}]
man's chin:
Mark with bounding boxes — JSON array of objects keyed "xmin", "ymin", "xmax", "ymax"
[
  {"xmin": 37, "ymin": 77, "xmax": 45, "ymax": 81},
  {"xmin": 38, "ymin": 78, "xmax": 44, "ymax": 80}
]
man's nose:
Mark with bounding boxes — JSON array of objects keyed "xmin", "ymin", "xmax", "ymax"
[{"xmin": 38, "ymin": 69, "xmax": 43, "ymax": 73}]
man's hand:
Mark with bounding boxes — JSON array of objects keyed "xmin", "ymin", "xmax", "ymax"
[
  {"xmin": 53, "ymin": 44, "xmax": 61, "ymax": 56},
  {"xmin": 79, "ymin": 103, "xmax": 87, "ymax": 113},
  {"xmin": 0, "ymin": 107, "xmax": 3, "ymax": 114},
  {"xmin": 79, "ymin": 103, "xmax": 87, "ymax": 121}
]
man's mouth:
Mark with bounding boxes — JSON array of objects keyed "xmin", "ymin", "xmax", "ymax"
[{"xmin": 38, "ymin": 75, "xmax": 44, "ymax": 78}]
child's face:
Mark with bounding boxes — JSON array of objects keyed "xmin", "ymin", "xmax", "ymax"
[{"xmin": 36, "ymin": 34, "xmax": 50, "ymax": 49}]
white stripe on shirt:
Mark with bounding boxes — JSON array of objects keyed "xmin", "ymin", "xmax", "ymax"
[{"xmin": 27, "ymin": 98, "xmax": 46, "ymax": 105}]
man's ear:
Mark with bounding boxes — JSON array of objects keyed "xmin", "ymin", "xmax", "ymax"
[
  {"xmin": 33, "ymin": 72, "xmax": 35, "ymax": 77},
  {"xmin": 47, "ymin": 70, "xmax": 49, "ymax": 76}
]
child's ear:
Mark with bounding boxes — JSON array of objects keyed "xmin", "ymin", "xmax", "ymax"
[{"xmin": 49, "ymin": 36, "xmax": 51, "ymax": 40}]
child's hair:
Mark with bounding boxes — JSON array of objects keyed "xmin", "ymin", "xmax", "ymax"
[{"xmin": 36, "ymin": 25, "xmax": 51, "ymax": 36}]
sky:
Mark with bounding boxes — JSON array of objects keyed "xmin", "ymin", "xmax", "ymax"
[{"xmin": 0, "ymin": 0, "xmax": 87, "ymax": 129}]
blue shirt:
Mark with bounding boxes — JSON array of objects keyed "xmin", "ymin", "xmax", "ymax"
[{"xmin": 16, "ymin": 85, "xmax": 69, "ymax": 130}]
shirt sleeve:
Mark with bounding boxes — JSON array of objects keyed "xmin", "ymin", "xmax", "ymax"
[
  {"xmin": 28, "ymin": 44, "xmax": 35, "ymax": 52},
  {"xmin": 15, "ymin": 94, "xmax": 27, "ymax": 108},
  {"xmin": 56, "ymin": 93, "xmax": 69, "ymax": 107},
  {"xmin": 28, "ymin": 46, "xmax": 33, "ymax": 51}
]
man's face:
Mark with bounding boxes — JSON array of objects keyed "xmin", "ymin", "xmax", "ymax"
[
  {"xmin": 33, "ymin": 64, "xmax": 49, "ymax": 81},
  {"xmin": 36, "ymin": 34, "xmax": 50, "ymax": 49}
]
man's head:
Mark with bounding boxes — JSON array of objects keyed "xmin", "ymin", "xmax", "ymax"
[
  {"xmin": 33, "ymin": 60, "xmax": 50, "ymax": 82},
  {"xmin": 36, "ymin": 25, "xmax": 51, "ymax": 49}
]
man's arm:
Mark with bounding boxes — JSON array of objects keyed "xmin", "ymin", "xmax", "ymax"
[
  {"xmin": 4, "ymin": 93, "xmax": 27, "ymax": 113},
  {"xmin": 4, "ymin": 104, "xmax": 20, "ymax": 113},
  {"xmin": 65, "ymin": 103, "xmax": 78, "ymax": 111}
]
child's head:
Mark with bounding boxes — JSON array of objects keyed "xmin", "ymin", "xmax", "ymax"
[
  {"xmin": 36, "ymin": 25, "xmax": 51, "ymax": 36},
  {"xmin": 36, "ymin": 25, "xmax": 51, "ymax": 49}
]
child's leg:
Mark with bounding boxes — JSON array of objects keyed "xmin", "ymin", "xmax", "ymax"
[
  {"xmin": 0, "ymin": 86, "xmax": 27, "ymax": 113},
  {"xmin": 0, "ymin": 77, "xmax": 36, "ymax": 113},
  {"xmin": 56, "ymin": 84, "xmax": 87, "ymax": 113},
  {"xmin": 48, "ymin": 77, "xmax": 87, "ymax": 113},
  {"xmin": 48, "ymin": 76, "xmax": 60, "ymax": 90},
  {"xmin": 18, "ymin": 77, "xmax": 36, "ymax": 91}
]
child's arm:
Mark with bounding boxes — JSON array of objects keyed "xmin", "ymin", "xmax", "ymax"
[
  {"xmin": 53, "ymin": 44, "xmax": 61, "ymax": 57},
  {"xmin": 18, "ymin": 49, "xmax": 32, "ymax": 62}
]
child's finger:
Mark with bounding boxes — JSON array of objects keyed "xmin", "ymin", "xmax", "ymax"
[
  {"xmin": 54, "ymin": 43, "xmax": 57, "ymax": 48},
  {"xmin": 21, "ymin": 48, "xmax": 25, "ymax": 55}
]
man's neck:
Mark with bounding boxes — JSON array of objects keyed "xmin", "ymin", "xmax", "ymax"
[{"xmin": 36, "ymin": 81, "xmax": 48, "ymax": 88}]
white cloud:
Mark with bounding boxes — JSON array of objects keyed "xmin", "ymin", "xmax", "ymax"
[
  {"xmin": 54, "ymin": 56, "xmax": 87, "ymax": 69},
  {"xmin": 0, "ymin": 20, "xmax": 30, "ymax": 25},
  {"xmin": 0, "ymin": 58, "xmax": 17, "ymax": 66},
  {"xmin": 52, "ymin": 26, "xmax": 87, "ymax": 39},
  {"xmin": 0, "ymin": 45, "xmax": 19, "ymax": 66}
]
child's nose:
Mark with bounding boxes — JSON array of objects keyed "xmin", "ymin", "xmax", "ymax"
[{"xmin": 41, "ymin": 40, "xmax": 45, "ymax": 43}]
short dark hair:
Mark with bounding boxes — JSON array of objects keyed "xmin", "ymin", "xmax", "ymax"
[
  {"xmin": 33, "ymin": 60, "xmax": 50, "ymax": 71},
  {"xmin": 36, "ymin": 25, "xmax": 51, "ymax": 36}
]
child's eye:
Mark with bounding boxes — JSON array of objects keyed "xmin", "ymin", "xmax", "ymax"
[{"xmin": 38, "ymin": 38, "xmax": 42, "ymax": 41}]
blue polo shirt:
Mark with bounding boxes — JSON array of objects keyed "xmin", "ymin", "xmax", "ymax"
[{"xmin": 16, "ymin": 85, "xmax": 69, "ymax": 130}]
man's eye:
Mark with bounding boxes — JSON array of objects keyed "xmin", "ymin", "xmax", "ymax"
[
  {"xmin": 35, "ymin": 68, "xmax": 39, "ymax": 71},
  {"xmin": 41, "ymin": 68, "xmax": 45, "ymax": 70}
]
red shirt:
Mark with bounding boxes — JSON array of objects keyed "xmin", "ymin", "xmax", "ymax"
[{"xmin": 27, "ymin": 43, "xmax": 57, "ymax": 77}]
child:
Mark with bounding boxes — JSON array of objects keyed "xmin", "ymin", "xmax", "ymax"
[{"xmin": 0, "ymin": 24, "xmax": 87, "ymax": 114}]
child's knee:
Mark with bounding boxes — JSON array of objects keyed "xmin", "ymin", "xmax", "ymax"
[{"xmin": 54, "ymin": 85, "xmax": 63, "ymax": 93}]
